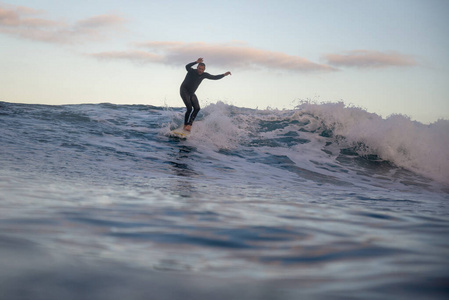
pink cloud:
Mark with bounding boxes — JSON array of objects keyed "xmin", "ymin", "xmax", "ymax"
[
  {"xmin": 89, "ymin": 50, "xmax": 163, "ymax": 64},
  {"xmin": 323, "ymin": 50, "xmax": 417, "ymax": 68},
  {"xmin": 0, "ymin": 3, "xmax": 125, "ymax": 44},
  {"xmin": 91, "ymin": 41, "xmax": 337, "ymax": 73},
  {"xmin": 76, "ymin": 14, "xmax": 125, "ymax": 29},
  {"xmin": 0, "ymin": 5, "xmax": 51, "ymax": 27}
]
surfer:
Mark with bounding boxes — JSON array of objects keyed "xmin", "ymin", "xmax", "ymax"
[{"xmin": 180, "ymin": 58, "xmax": 231, "ymax": 131}]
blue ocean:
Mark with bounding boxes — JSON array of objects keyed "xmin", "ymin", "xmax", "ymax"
[{"xmin": 1, "ymin": 100, "xmax": 448, "ymax": 299}]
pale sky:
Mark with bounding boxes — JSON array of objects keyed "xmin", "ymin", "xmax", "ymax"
[{"xmin": 1, "ymin": 0, "xmax": 448, "ymax": 123}]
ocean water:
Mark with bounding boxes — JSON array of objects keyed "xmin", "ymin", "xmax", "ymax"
[{"xmin": 0, "ymin": 100, "xmax": 448, "ymax": 299}]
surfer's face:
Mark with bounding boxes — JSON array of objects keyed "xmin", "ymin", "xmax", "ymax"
[{"xmin": 197, "ymin": 65, "xmax": 205, "ymax": 75}]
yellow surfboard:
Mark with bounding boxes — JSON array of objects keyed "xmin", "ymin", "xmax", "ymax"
[{"xmin": 170, "ymin": 126, "xmax": 190, "ymax": 139}]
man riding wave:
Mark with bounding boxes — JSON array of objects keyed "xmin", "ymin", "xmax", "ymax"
[{"xmin": 180, "ymin": 58, "xmax": 231, "ymax": 131}]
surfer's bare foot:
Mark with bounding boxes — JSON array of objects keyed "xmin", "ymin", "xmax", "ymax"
[{"xmin": 184, "ymin": 125, "xmax": 191, "ymax": 131}]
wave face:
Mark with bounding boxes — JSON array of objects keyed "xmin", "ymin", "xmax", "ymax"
[{"xmin": 1, "ymin": 101, "xmax": 448, "ymax": 300}]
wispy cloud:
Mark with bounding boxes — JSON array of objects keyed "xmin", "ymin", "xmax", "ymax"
[
  {"xmin": 323, "ymin": 50, "xmax": 417, "ymax": 68},
  {"xmin": 89, "ymin": 50, "xmax": 164, "ymax": 64},
  {"xmin": 76, "ymin": 14, "xmax": 124, "ymax": 29},
  {"xmin": 89, "ymin": 41, "xmax": 337, "ymax": 73},
  {"xmin": 0, "ymin": 3, "xmax": 126, "ymax": 44}
]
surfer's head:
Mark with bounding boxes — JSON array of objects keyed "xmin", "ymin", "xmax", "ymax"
[{"xmin": 197, "ymin": 63, "xmax": 206, "ymax": 75}]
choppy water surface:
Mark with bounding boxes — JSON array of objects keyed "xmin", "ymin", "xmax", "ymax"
[{"xmin": 1, "ymin": 101, "xmax": 448, "ymax": 299}]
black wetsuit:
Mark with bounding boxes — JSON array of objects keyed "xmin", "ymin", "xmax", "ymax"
[{"xmin": 180, "ymin": 62, "xmax": 225, "ymax": 126}]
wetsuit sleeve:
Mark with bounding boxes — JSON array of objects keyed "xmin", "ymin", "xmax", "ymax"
[
  {"xmin": 204, "ymin": 73, "xmax": 225, "ymax": 80},
  {"xmin": 185, "ymin": 62, "xmax": 197, "ymax": 71}
]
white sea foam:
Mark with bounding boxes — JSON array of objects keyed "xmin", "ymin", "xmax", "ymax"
[
  {"xmin": 170, "ymin": 101, "xmax": 449, "ymax": 185},
  {"xmin": 188, "ymin": 102, "xmax": 247, "ymax": 150},
  {"xmin": 296, "ymin": 101, "xmax": 449, "ymax": 184}
]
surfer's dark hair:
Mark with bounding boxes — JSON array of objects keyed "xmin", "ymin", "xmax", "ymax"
[{"xmin": 198, "ymin": 62, "xmax": 206, "ymax": 68}]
